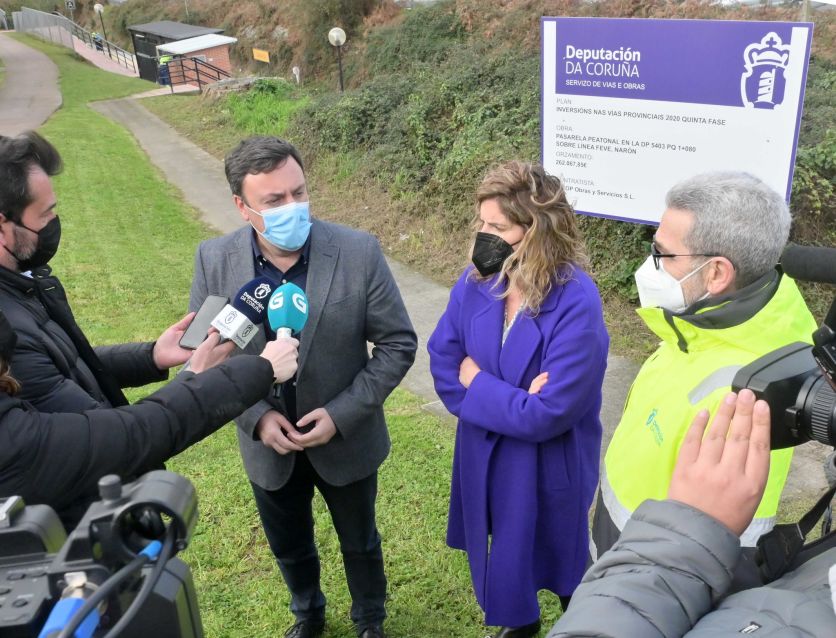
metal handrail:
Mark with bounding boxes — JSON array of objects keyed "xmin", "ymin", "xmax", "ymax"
[
  {"xmin": 166, "ymin": 56, "xmax": 230, "ymax": 92},
  {"xmin": 71, "ymin": 21, "xmax": 135, "ymax": 73},
  {"xmin": 15, "ymin": 7, "xmax": 135, "ymax": 72}
]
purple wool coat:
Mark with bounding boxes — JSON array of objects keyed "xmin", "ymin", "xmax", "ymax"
[{"xmin": 428, "ymin": 266, "xmax": 608, "ymax": 627}]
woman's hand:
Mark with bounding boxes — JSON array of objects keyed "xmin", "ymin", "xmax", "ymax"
[
  {"xmin": 459, "ymin": 356, "xmax": 481, "ymax": 389},
  {"xmin": 528, "ymin": 372, "xmax": 549, "ymax": 394}
]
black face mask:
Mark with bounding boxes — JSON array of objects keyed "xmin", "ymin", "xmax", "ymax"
[
  {"xmin": 10, "ymin": 216, "xmax": 61, "ymax": 271},
  {"xmin": 0, "ymin": 310, "xmax": 17, "ymax": 363},
  {"xmin": 471, "ymin": 231, "xmax": 516, "ymax": 277}
]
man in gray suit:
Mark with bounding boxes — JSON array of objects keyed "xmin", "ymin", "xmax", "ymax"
[{"xmin": 189, "ymin": 137, "xmax": 416, "ymax": 638}]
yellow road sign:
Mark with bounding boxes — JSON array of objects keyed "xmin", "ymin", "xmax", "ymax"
[{"xmin": 252, "ymin": 48, "xmax": 270, "ymax": 63}]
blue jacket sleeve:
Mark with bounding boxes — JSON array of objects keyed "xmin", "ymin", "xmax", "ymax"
[{"xmin": 459, "ymin": 286, "xmax": 607, "ymax": 443}]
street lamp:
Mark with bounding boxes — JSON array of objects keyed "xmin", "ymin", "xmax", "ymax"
[
  {"xmin": 93, "ymin": 3, "xmax": 111, "ymax": 60},
  {"xmin": 327, "ymin": 26, "xmax": 346, "ymax": 93}
]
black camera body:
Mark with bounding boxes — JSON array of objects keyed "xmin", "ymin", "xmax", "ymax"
[
  {"xmin": 0, "ymin": 471, "xmax": 204, "ymax": 637},
  {"xmin": 732, "ymin": 247, "xmax": 836, "ymax": 450},
  {"xmin": 733, "ymin": 340, "xmax": 835, "ymax": 449},
  {"xmin": 731, "ymin": 246, "xmax": 836, "ymax": 582}
]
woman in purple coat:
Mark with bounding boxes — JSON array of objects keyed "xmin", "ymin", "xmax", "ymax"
[{"xmin": 428, "ymin": 161, "xmax": 608, "ymax": 637}]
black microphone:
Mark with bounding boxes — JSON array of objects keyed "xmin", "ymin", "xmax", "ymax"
[
  {"xmin": 781, "ymin": 244, "xmax": 836, "ymax": 285},
  {"xmin": 210, "ymin": 277, "xmax": 277, "ymax": 348}
]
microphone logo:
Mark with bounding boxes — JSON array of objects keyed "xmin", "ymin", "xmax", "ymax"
[
  {"xmin": 254, "ymin": 283, "xmax": 272, "ymax": 300},
  {"xmin": 292, "ymin": 293, "xmax": 308, "ymax": 314},
  {"xmin": 269, "ymin": 291, "xmax": 285, "ymax": 310},
  {"xmin": 241, "ymin": 324, "xmax": 254, "ymax": 338},
  {"xmin": 224, "ymin": 310, "xmax": 237, "ymax": 325}
]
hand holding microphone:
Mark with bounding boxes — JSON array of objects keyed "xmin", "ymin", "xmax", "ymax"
[
  {"xmin": 259, "ymin": 337, "xmax": 300, "ymax": 383},
  {"xmin": 267, "ymin": 282, "xmax": 309, "ymax": 398}
]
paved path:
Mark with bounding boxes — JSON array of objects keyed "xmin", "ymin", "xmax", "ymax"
[
  {"xmin": 2, "ymin": 36, "xmax": 828, "ymax": 502},
  {"xmin": 0, "ymin": 32, "xmax": 61, "ymax": 135}
]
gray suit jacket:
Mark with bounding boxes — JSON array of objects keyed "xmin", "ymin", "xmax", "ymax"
[{"xmin": 189, "ymin": 220, "xmax": 417, "ymax": 489}]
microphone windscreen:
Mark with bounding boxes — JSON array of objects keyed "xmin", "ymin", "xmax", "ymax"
[
  {"xmin": 268, "ymin": 283, "xmax": 310, "ymax": 334},
  {"xmin": 781, "ymin": 244, "xmax": 836, "ymax": 285},
  {"xmin": 230, "ymin": 277, "xmax": 277, "ymax": 323}
]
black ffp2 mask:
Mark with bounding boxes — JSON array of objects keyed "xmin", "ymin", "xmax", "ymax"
[
  {"xmin": 471, "ymin": 232, "xmax": 515, "ymax": 277},
  {"xmin": 14, "ymin": 216, "xmax": 61, "ymax": 272}
]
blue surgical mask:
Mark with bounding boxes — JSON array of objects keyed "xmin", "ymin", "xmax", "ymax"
[{"xmin": 247, "ymin": 201, "xmax": 312, "ymax": 251}]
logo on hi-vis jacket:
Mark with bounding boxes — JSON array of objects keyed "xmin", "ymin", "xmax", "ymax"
[{"xmin": 645, "ymin": 408, "xmax": 664, "ymax": 446}]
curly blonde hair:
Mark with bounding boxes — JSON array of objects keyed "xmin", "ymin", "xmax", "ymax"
[{"xmin": 471, "ymin": 160, "xmax": 587, "ymax": 312}]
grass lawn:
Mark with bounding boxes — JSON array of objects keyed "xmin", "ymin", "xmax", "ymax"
[{"xmin": 10, "ymin": 35, "xmax": 572, "ymax": 637}]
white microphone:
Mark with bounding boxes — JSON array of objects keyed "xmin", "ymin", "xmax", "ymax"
[{"xmin": 210, "ymin": 277, "xmax": 276, "ymax": 348}]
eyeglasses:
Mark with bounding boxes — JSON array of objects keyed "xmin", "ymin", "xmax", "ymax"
[{"xmin": 650, "ymin": 241, "xmax": 720, "ymax": 271}]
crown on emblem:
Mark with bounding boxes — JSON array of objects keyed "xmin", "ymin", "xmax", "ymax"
[{"xmin": 745, "ymin": 32, "xmax": 790, "ymax": 69}]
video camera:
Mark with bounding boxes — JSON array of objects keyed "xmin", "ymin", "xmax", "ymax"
[
  {"xmin": 0, "ymin": 471, "xmax": 203, "ymax": 637},
  {"xmin": 731, "ymin": 243, "xmax": 836, "ymax": 582},
  {"xmin": 732, "ymin": 244, "xmax": 836, "ymax": 449}
]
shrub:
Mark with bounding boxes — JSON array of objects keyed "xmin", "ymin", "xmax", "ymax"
[
  {"xmin": 223, "ymin": 78, "xmax": 309, "ymax": 136},
  {"xmin": 364, "ymin": 0, "xmax": 465, "ymax": 75},
  {"xmin": 791, "ymin": 129, "xmax": 836, "ymax": 246},
  {"xmin": 293, "ymin": 74, "xmax": 414, "ymax": 154}
]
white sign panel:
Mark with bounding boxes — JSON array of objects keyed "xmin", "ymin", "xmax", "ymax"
[{"xmin": 542, "ymin": 17, "xmax": 813, "ymax": 224}]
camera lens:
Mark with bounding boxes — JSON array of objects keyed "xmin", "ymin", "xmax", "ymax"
[{"xmin": 803, "ymin": 374, "xmax": 836, "ymax": 447}]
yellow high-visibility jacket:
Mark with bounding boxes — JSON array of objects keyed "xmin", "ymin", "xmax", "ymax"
[{"xmin": 601, "ymin": 270, "xmax": 816, "ymax": 547}]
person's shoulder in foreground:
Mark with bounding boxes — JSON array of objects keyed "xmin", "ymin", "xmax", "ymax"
[{"xmin": 550, "ymin": 390, "xmax": 835, "ymax": 638}]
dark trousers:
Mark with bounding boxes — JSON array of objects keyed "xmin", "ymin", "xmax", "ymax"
[{"xmin": 251, "ymin": 452, "xmax": 386, "ymax": 629}]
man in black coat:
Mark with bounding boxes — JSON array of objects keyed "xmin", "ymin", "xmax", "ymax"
[
  {"xmin": 0, "ymin": 307, "xmax": 301, "ymax": 527},
  {"xmin": 0, "ymin": 131, "xmax": 194, "ymax": 412}
]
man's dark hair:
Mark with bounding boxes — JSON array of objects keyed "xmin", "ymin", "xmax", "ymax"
[
  {"xmin": 224, "ymin": 136, "xmax": 304, "ymax": 199},
  {"xmin": 0, "ymin": 131, "xmax": 63, "ymax": 223}
]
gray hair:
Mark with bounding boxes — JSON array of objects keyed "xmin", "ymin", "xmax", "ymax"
[{"xmin": 665, "ymin": 171, "xmax": 790, "ymax": 287}]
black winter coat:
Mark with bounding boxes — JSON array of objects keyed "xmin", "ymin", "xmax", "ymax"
[
  {"xmin": 0, "ymin": 355, "xmax": 274, "ymax": 528},
  {"xmin": 0, "ymin": 265, "xmax": 166, "ymax": 412}
]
